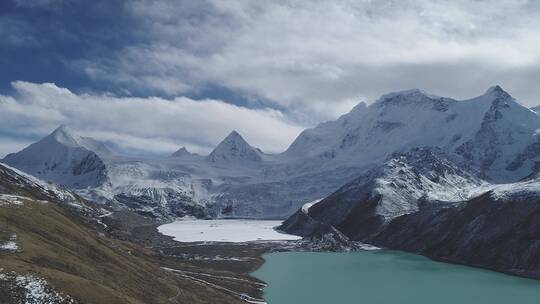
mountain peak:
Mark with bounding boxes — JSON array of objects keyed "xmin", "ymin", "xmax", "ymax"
[
  {"xmin": 219, "ymin": 130, "xmax": 251, "ymax": 148},
  {"xmin": 484, "ymin": 85, "xmax": 512, "ymax": 100},
  {"xmin": 53, "ymin": 124, "xmax": 70, "ymax": 133},
  {"xmin": 48, "ymin": 124, "xmax": 80, "ymax": 147},
  {"xmin": 375, "ymin": 88, "xmax": 443, "ymax": 107},
  {"xmin": 2, "ymin": 125, "xmax": 109, "ymax": 188},
  {"xmin": 225, "ymin": 130, "xmax": 242, "ymax": 139},
  {"xmin": 207, "ymin": 131, "xmax": 262, "ymax": 163},
  {"xmin": 37, "ymin": 125, "xmax": 113, "ymax": 157},
  {"xmin": 170, "ymin": 147, "xmax": 193, "ymax": 158},
  {"xmin": 349, "ymin": 101, "xmax": 367, "ymax": 115},
  {"xmin": 485, "ymin": 85, "xmax": 505, "ymax": 94}
]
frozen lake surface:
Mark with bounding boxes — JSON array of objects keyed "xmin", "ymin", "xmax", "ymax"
[{"xmin": 158, "ymin": 219, "xmax": 302, "ymax": 242}]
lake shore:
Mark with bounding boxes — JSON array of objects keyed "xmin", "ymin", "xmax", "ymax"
[{"xmin": 103, "ymin": 212, "xmax": 293, "ymax": 303}]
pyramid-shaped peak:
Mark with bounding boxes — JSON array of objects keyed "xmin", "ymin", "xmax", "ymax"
[
  {"xmin": 485, "ymin": 85, "xmax": 505, "ymax": 94},
  {"xmin": 41, "ymin": 125, "xmax": 113, "ymax": 156},
  {"xmin": 217, "ymin": 130, "xmax": 253, "ymax": 148},
  {"xmin": 484, "ymin": 85, "xmax": 512, "ymax": 99},
  {"xmin": 216, "ymin": 130, "xmax": 250, "ymax": 149},
  {"xmin": 47, "ymin": 124, "xmax": 81, "ymax": 147},
  {"xmin": 171, "ymin": 147, "xmax": 193, "ymax": 157},
  {"xmin": 51, "ymin": 124, "xmax": 74, "ymax": 136},
  {"xmin": 207, "ymin": 131, "xmax": 262, "ymax": 163},
  {"xmin": 225, "ymin": 130, "xmax": 243, "ymax": 140}
]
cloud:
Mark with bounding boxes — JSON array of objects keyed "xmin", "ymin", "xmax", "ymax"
[
  {"xmin": 0, "ymin": 81, "xmax": 305, "ymax": 157},
  {"xmin": 3, "ymin": 0, "xmax": 540, "ymax": 127},
  {"xmin": 71, "ymin": 0, "xmax": 540, "ymax": 122}
]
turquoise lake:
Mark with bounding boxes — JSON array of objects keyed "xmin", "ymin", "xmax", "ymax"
[{"xmin": 252, "ymin": 251, "xmax": 540, "ymax": 304}]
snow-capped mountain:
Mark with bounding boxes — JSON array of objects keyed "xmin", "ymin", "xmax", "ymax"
[
  {"xmin": 2, "ymin": 125, "xmax": 109, "ymax": 189},
  {"xmin": 286, "ymin": 86, "xmax": 540, "ymax": 182},
  {"xmin": 5, "ymin": 86, "xmax": 540, "ymax": 220},
  {"xmin": 281, "ymin": 147, "xmax": 486, "ymax": 239},
  {"xmin": 170, "ymin": 147, "xmax": 197, "ymax": 158},
  {"xmin": 207, "ymin": 131, "xmax": 263, "ymax": 164}
]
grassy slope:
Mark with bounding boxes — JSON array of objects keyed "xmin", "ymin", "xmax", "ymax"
[
  {"xmin": 0, "ymin": 199, "xmax": 251, "ymax": 304},
  {"xmin": 0, "ymin": 163, "xmax": 268, "ymax": 303}
]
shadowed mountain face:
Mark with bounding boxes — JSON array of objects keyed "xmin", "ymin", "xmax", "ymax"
[
  {"xmin": 370, "ymin": 191, "xmax": 540, "ymax": 279},
  {"xmin": 4, "ymin": 86, "xmax": 540, "ymax": 220}
]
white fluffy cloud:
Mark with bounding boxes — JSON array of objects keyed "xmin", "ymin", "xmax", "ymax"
[
  {"xmin": 77, "ymin": 0, "xmax": 540, "ymax": 122},
  {"xmin": 0, "ymin": 81, "xmax": 304, "ymax": 157}
]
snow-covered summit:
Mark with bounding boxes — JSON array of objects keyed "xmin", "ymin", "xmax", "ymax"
[
  {"xmin": 48, "ymin": 125, "xmax": 80, "ymax": 147},
  {"xmin": 2, "ymin": 125, "xmax": 109, "ymax": 189},
  {"xmin": 170, "ymin": 147, "xmax": 196, "ymax": 158},
  {"xmin": 207, "ymin": 131, "xmax": 262, "ymax": 163},
  {"xmin": 484, "ymin": 85, "xmax": 511, "ymax": 98},
  {"xmin": 374, "ymin": 88, "xmax": 451, "ymax": 106},
  {"xmin": 284, "ymin": 86, "xmax": 540, "ymax": 182},
  {"xmin": 29, "ymin": 125, "xmax": 113, "ymax": 157}
]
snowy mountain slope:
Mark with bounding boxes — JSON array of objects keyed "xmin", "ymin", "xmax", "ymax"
[
  {"xmin": 281, "ymin": 147, "xmax": 487, "ymax": 239},
  {"xmin": 2, "ymin": 125, "xmax": 109, "ymax": 189},
  {"xmin": 0, "ymin": 162, "xmax": 108, "ymax": 217},
  {"xmin": 5, "ymin": 86, "xmax": 540, "ymax": 220},
  {"xmin": 285, "ymin": 86, "xmax": 540, "ymax": 183},
  {"xmin": 2, "ymin": 126, "xmax": 271, "ymax": 219},
  {"xmin": 455, "ymin": 86, "xmax": 540, "ymax": 181},
  {"xmin": 209, "ymin": 164, "xmax": 367, "ymax": 218},
  {"xmin": 206, "ymin": 131, "xmax": 263, "ymax": 164},
  {"xmin": 170, "ymin": 147, "xmax": 198, "ymax": 158},
  {"xmin": 97, "ymin": 159, "xmax": 211, "ymax": 218},
  {"xmin": 0, "ymin": 162, "xmax": 78, "ymax": 205}
]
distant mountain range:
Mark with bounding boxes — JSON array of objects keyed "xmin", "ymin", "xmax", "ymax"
[
  {"xmin": 4, "ymin": 85, "xmax": 540, "ymax": 279},
  {"xmin": 4, "ymin": 85, "xmax": 540, "ymax": 222}
]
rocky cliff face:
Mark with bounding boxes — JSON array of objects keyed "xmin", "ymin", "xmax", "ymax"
[{"xmin": 370, "ymin": 191, "xmax": 540, "ymax": 279}]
